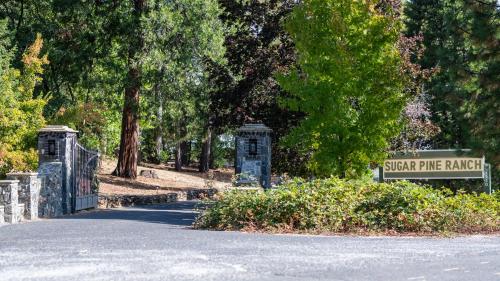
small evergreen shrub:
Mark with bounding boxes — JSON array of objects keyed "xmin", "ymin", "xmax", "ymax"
[{"xmin": 194, "ymin": 178, "xmax": 500, "ymax": 234}]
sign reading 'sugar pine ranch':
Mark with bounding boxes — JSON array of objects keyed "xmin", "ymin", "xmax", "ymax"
[{"xmin": 383, "ymin": 150, "xmax": 484, "ymax": 179}]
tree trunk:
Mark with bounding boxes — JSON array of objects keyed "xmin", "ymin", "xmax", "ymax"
[
  {"xmin": 199, "ymin": 127, "xmax": 212, "ymax": 173},
  {"xmin": 155, "ymin": 83, "xmax": 163, "ymax": 163},
  {"xmin": 112, "ymin": 0, "xmax": 145, "ymax": 179},
  {"xmin": 181, "ymin": 141, "xmax": 190, "ymax": 166},
  {"xmin": 209, "ymin": 132, "xmax": 217, "ymax": 169},
  {"xmin": 175, "ymin": 121, "xmax": 187, "ymax": 171},
  {"xmin": 155, "ymin": 127, "xmax": 163, "ymax": 163},
  {"xmin": 175, "ymin": 142, "xmax": 182, "ymax": 171},
  {"xmin": 113, "ymin": 68, "xmax": 140, "ymax": 178}
]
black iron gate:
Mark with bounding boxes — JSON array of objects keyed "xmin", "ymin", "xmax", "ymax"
[{"xmin": 72, "ymin": 142, "xmax": 100, "ymax": 212}]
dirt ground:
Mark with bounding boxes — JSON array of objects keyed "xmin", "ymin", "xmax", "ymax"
[{"xmin": 98, "ymin": 158, "xmax": 233, "ymax": 196}]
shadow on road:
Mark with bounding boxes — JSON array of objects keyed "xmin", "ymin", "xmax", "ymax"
[{"xmin": 58, "ymin": 201, "xmax": 203, "ymax": 227}]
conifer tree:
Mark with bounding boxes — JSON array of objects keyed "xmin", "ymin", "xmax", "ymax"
[{"xmin": 404, "ymin": 0, "xmax": 499, "ymax": 181}]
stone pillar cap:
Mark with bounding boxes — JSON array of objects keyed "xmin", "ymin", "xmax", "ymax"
[
  {"xmin": 38, "ymin": 125, "xmax": 78, "ymax": 133},
  {"xmin": 6, "ymin": 172, "xmax": 39, "ymax": 176},
  {"xmin": 0, "ymin": 180, "xmax": 20, "ymax": 183},
  {"xmin": 237, "ymin": 123, "xmax": 272, "ymax": 133}
]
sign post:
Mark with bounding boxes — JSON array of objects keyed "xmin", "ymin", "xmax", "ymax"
[{"xmin": 484, "ymin": 163, "xmax": 492, "ymax": 194}]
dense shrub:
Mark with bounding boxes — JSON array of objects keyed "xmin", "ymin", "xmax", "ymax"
[{"xmin": 195, "ymin": 178, "xmax": 500, "ymax": 234}]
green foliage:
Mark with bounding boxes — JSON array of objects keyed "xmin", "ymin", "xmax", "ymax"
[
  {"xmin": 158, "ymin": 150, "xmax": 171, "ymax": 164},
  {"xmin": 210, "ymin": 135, "xmax": 234, "ymax": 169},
  {"xmin": 0, "ymin": 23, "xmax": 48, "ymax": 177},
  {"xmin": 50, "ymin": 102, "xmax": 120, "ymax": 153},
  {"xmin": 135, "ymin": 0, "xmax": 227, "ymax": 165},
  {"xmin": 2, "ymin": 1, "xmax": 227, "ymax": 168},
  {"xmin": 195, "ymin": 178, "xmax": 500, "ymax": 234},
  {"xmin": 277, "ymin": 0, "xmax": 407, "ymax": 178},
  {"xmin": 207, "ymin": 0, "xmax": 304, "ymax": 174},
  {"xmin": 0, "ymin": 149, "xmax": 39, "ymax": 178}
]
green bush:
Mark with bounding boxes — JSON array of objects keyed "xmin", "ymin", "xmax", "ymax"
[
  {"xmin": 194, "ymin": 178, "xmax": 500, "ymax": 234},
  {"xmin": 0, "ymin": 148, "xmax": 38, "ymax": 177}
]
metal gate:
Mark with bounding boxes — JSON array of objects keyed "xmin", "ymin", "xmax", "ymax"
[{"xmin": 72, "ymin": 142, "xmax": 100, "ymax": 212}]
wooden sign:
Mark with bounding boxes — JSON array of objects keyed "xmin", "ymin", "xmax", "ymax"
[{"xmin": 383, "ymin": 150, "xmax": 484, "ymax": 179}]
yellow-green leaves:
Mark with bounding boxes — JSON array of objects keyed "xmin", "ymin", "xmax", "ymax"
[
  {"xmin": 277, "ymin": 0, "xmax": 407, "ymax": 178},
  {"xmin": 0, "ymin": 29, "xmax": 48, "ymax": 177}
]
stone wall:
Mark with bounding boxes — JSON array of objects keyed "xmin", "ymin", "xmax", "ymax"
[
  {"xmin": 0, "ymin": 205, "xmax": 4, "ymax": 225},
  {"xmin": 186, "ymin": 189, "xmax": 218, "ymax": 200},
  {"xmin": 38, "ymin": 162, "xmax": 64, "ymax": 218},
  {"xmin": 7, "ymin": 172, "xmax": 41, "ymax": 220},
  {"xmin": 98, "ymin": 188, "xmax": 217, "ymax": 209},
  {"xmin": 0, "ymin": 180, "xmax": 21, "ymax": 223},
  {"xmin": 99, "ymin": 193, "xmax": 178, "ymax": 209}
]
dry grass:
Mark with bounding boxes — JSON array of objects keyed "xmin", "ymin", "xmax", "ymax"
[{"xmin": 98, "ymin": 158, "xmax": 233, "ymax": 196}]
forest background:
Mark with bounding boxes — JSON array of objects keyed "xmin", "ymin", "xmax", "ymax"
[{"xmin": 0, "ymin": 0, "xmax": 497, "ymax": 191}]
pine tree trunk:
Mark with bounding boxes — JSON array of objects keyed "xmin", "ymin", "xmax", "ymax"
[
  {"xmin": 155, "ymin": 128, "xmax": 163, "ymax": 163},
  {"xmin": 180, "ymin": 141, "xmax": 190, "ymax": 166},
  {"xmin": 175, "ymin": 142, "xmax": 182, "ymax": 171},
  {"xmin": 199, "ymin": 127, "xmax": 211, "ymax": 172},
  {"xmin": 175, "ymin": 122, "xmax": 187, "ymax": 171},
  {"xmin": 209, "ymin": 132, "xmax": 217, "ymax": 169},
  {"xmin": 112, "ymin": 0, "xmax": 145, "ymax": 179},
  {"xmin": 155, "ymin": 85, "xmax": 163, "ymax": 163},
  {"xmin": 113, "ymin": 68, "xmax": 140, "ymax": 178}
]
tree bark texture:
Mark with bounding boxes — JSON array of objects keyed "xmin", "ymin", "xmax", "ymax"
[
  {"xmin": 113, "ymin": 0, "xmax": 145, "ymax": 179},
  {"xmin": 175, "ymin": 142, "xmax": 182, "ymax": 171},
  {"xmin": 180, "ymin": 141, "xmax": 190, "ymax": 166},
  {"xmin": 209, "ymin": 132, "xmax": 217, "ymax": 169},
  {"xmin": 199, "ymin": 127, "xmax": 212, "ymax": 173},
  {"xmin": 154, "ymin": 83, "xmax": 163, "ymax": 163},
  {"xmin": 113, "ymin": 68, "xmax": 140, "ymax": 178},
  {"xmin": 174, "ymin": 120, "xmax": 187, "ymax": 171}
]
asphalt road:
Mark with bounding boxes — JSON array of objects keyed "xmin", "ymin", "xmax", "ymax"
[{"xmin": 0, "ymin": 201, "xmax": 499, "ymax": 281}]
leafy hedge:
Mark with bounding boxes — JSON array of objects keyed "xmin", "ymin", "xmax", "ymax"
[{"xmin": 194, "ymin": 178, "xmax": 499, "ymax": 234}]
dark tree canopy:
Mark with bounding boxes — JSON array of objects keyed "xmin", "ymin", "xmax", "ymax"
[{"xmin": 405, "ymin": 0, "xmax": 499, "ymax": 185}]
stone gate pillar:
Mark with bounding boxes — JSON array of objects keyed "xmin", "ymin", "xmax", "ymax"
[
  {"xmin": 6, "ymin": 172, "xmax": 41, "ymax": 220},
  {"xmin": 235, "ymin": 124, "xmax": 272, "ymax": 189},
  {"xmin": 0, "ymin": 180, "xmax": 20, "ymax": 223},
  {"xmin": 38, "ymin": 125, "xmax": 78, "ymax": 217}
]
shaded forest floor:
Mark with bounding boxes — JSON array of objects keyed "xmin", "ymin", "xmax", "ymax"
[{"xmin": 98, "ymin": 158, "xmax": 233, "ymax": 196}]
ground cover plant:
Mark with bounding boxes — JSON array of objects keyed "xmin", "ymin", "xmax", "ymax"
[{"xmin": 195, "ymin": 178, "xmax": 499, "ymax": 234}]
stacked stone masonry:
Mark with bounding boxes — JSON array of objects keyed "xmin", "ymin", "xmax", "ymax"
[
  {"xmin": 37, "ymin": 163, "xmax": 64, "ymax": 218},
  {"xmin": 235, "ymin": 124, "xmax": 272, "ymax": 188},
  {"xmin": 0, "ymin": 180, "xmax": 21, "ymax": 224},
  {"xmin": 7, "ymin": 172, "xmax": 41, "ymax": 220},
  {"xmin": 38, "ymin": 126, "xmax": 78, "ymax": 215},
  {"xmin": 0, "ymin": 173, "xmax": 42, "ymax": 224},
  {"xmin": 0, "ymin": 205, "xmax": 4, "ymax": 225}
]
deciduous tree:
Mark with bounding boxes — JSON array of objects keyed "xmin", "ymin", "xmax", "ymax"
[{"xmin": 278, "ymin": 0, "xmax": 407, "ymax": 177}]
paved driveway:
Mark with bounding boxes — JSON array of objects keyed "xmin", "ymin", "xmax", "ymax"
[{"xmin": 0, "ymin": 201, "xmax": 499, "ymax": 281}]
